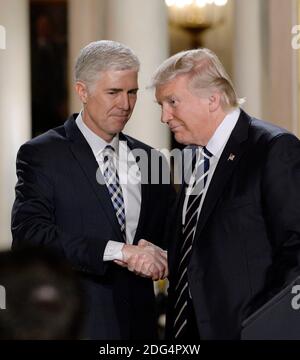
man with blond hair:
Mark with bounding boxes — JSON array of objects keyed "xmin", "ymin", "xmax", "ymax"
[{"xmin": 153, "ymin": 48, "xmax": 300, "ymax": 340}]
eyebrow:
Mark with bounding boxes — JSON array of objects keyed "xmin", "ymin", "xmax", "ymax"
[
  {"xmin": 106, "ymin": 87, "xmax": 139, "ymax": 92},
  {"xmin": 158, "ymin": 94, "xmax": 175, "ymax": 102}
]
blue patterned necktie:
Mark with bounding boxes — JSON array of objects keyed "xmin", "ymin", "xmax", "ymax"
[
  {"xmin": 173, "ymin": 146, "xmax": 212, "ymax": 339},
  {"xmin": 102, "ymin": 145, "xmax": 126, "ymax": 241}
]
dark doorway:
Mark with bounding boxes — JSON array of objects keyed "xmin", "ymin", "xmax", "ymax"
[{"xmin": 30, "ymin": 0, "xmax": 68, "ymax": 137}]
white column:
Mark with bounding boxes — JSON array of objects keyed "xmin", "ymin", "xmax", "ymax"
[
  {"xmin": 269, "ymin": 0, "xmax": 298, "ymax": 134},
  {"xmin": 0, "ymin": 0, "xmax": 31, "ymax": 249},
  {"xmin": 105, "ymin": 0, "xmax": 170, "ymax": 150},
  {"xmin": 233, "ymin": 0, "xmax": 263, "ymax": 119},
  {"xmin": 68, "ymin": 0, "xmax": 105, "ymax": 113}
]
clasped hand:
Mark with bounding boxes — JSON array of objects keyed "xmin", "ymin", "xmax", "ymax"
[{"xmin": 114, "ymin": 239, "xmax": 168, "ymax": 281}]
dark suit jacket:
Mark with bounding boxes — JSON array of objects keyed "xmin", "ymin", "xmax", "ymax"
[
  {"xmin": 166, "ymin": 110, "xmax": 300, "ymax": 339},
  {"xmin": 11, "ymin": 114, "xmax": 175, "ymax": 340}
]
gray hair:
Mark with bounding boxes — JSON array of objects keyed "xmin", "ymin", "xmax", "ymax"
[
  {"xmin": 75, "ymin": 40, "xmax": 140, "ymax": 88},
  {"xmin": 151, "ymin": 48, "xmax": 245, "ymax": 111}
]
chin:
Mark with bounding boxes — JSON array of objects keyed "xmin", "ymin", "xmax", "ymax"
[
  {"xmin": 116, "ymin": 119, "xmax": 128, "ymax": 129},
  {"xmin": 112, "ymin": 123, "xmax": 126, "ymax": 133},
  {"xmin": 174, "ymin": 133, "xmax": 188, "ymax": 145}
]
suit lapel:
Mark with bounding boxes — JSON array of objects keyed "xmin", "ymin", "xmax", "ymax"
[
  {"xmin": 120, "ymin": 133, "xmax": 150, "ymax": 245},
  {"xmin": 169, "ymin": 146, "xmax": 196, "ymax": 271},
  {"xmin": 193, "ymin": 110, "xmax": 251, "ymax": 242},
  {"xmin": 64, "ymin": 115, "xmax": 124, "ymax": 242},
  {"xmin": 133, "ymin": 181, "xmax": 149, "ymax": 245},
  {"xmin": 169, "ymin": 183, "xmax": 186, "ymax": 274}
]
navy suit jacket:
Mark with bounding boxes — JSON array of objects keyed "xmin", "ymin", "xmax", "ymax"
[
  {"xmin": 166, "ymin": 110, "xmax": 300, "ymax": 339},
  {"xmin": 11, "ymin": 114, "xmax": 175, "ymax": 340}
]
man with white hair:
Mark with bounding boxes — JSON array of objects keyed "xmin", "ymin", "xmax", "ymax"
[
  {"xmin": 153, "ymin": 48, "xmax": 300, "ymax": 340},
  {"xmin": 12, "ymin": 40, "xmax": 174, "ymax": 340}
]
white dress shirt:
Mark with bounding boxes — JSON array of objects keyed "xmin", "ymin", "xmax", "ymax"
[
  {"xmin": 182, "ymin": 108, "xmax": 240, "ymax": 225},
  {"xmin": 76, "ymin": 112, "xmax": 142, "ymax": 261}
]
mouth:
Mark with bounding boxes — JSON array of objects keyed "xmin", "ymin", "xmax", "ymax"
[
  {"xmin": 112, "ymin": 114, "xmax": 130, "ymax": 121},
  {"xmin": 169, "ymin": 124, "xmax": 182, "ymax": 132}
]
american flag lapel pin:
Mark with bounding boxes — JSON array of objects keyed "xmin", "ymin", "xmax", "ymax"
[{"xmin": 228, "ymin": 153, "xmax": 235, "ymax": 161}]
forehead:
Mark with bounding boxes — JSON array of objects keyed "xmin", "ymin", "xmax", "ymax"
[
  {"xmin": 155, "ymin": 74, "xmax": 190, "ymax": 99},
  {"xmin": 96, "ymin": 69, "xmax": 138, "ymax": 88}
]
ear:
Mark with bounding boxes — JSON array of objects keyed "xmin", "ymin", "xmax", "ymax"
[
  {"xmin": 75, "ymin": 81, "xmax": 88, "ymax": 104},
  {"xmin": 208, "ymin": 92, "xmax": 221, "ymax": 112}
]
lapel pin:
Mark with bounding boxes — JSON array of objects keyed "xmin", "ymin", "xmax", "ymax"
[{"xmin": 228, "ymin": 153, "xmax": 235, "ymax": 161}]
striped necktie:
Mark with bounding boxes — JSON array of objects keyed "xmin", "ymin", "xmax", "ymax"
[
  {"xmin": 173, "ymin": 146, "xmax": 212, "ymax": 339},
  {"xmin": 102, "ymin": 145, "xmax": 126, "ymax": 240}
]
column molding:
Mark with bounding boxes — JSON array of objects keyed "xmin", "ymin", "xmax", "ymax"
[
  {"xmin": 105, "ymin": 0, "xmax": 170, "ymax": 150},
  {"xmin": 233, "ymin": 0, "xmax": 263, "ymax": 119},
  {"xmin": 68, "ymin": 0, "xmax": 106, "ymax": 113},
  {"xmin": 0, "ymin": 0, "xmax": 31, "ymax": 249},
  {"xmin": 268, "ymin": 0, "xmax": 298, "ymax": 134}
]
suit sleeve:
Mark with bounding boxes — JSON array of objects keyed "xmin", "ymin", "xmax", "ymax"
[
  {"xmin": 157, "ymin": 153, "xmax": 177, "ymax": 250},
  {"xmin": 261, "ymin": 133, "xmax": 300, "ymax": 297},
  {"xmin": 11, "ymin": 143, "xmax": 109, "ymax": 277}
]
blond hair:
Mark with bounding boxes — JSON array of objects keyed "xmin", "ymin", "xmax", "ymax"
[{"xmin": 151, "ymin": 48, "xmax": 245, "ymax": 111}]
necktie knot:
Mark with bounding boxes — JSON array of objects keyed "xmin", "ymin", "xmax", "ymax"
[
  {"xmin": 102, "ymin": 145, "xmax": 115, "ymax": 163},
  {"xmin": 202, "ymin": 146, "xmax": 213, "ymax": 158},
  {"xmin": 191, "ymin": 146, "xmax": 212, "ymax": 172},
  {"xmin": 202, "ymin": 147, "xmax": 212, "ymax": 176}
]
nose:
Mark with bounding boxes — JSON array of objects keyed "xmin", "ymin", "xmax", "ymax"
[
  {"xmin": 161, "ymin": 106, "xmax": 173, "ymax": 124},
  {"xmin": 119, "ymin": 93, "xmax": 130, "ymax": 111}
]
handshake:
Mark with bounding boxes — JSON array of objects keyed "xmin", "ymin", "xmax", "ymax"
[{"xmin": 114, "ymin": 239, "xmax": 168, "ymax": 281}]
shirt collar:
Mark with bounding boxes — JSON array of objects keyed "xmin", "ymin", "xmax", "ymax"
[
  {"xmin": 205, "ymin": 108, "xmax": 240, "ymax": 159},
  {"xmin": 75, "ymin": 111, "xmax": 119, "ymax": 158}
]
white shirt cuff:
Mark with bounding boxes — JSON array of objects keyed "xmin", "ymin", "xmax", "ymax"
[{"xmin": 103, "ymin": 240, "xmax": 124, "ymax": 261}]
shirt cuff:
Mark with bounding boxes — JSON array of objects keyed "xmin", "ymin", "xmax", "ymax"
[{"xmin": 103, "ymin": 240, "xmax": 124, "ymax": 261}]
